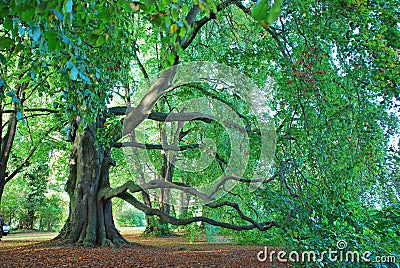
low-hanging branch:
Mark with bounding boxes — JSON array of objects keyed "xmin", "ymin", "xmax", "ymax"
[
  {"xmin": 118, "ymin": 191, "xmax": 279, "ymax": 231},
  {"xmin": 102, "ymin": 167, "xmax": 285, "ymax": 203},
  {"xmin": 206, "ymin": 200, "xmax": 264, "ymax": 229},
  {"xmin": 101, "ymin": 173, "xmax": 284, "ymax": 229}
]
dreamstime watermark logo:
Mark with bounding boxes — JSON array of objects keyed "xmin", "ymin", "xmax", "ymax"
[
  {"xmin": 123, "ymin": 62, "xmax": 276, "ymax": 207},
  {"xmin": 257, "ymin": 240, "xmax": 397, "ymax": 264}
]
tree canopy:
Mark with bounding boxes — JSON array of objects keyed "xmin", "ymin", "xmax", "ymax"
[{"xmin": 0, "ymin": 0, "xmax": 399, "ymax": 266}]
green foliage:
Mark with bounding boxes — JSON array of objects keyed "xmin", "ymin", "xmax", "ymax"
[
  {"xmin": 142, "ymin": 216, "xmax": 171, "ymax": 237},
  {"xmin": 0, "ymin": 0, "xmax": 398, "ymax": 264},
  {"xmin": 230, "ymin": 229, "xmax": 273, "ymax": 245},
  {"xmin": 2, "ymin": 162, "xmax": 67, "ymax": 231},
  {"xmin": 36, "ymin": 195, "xmax": 65, "ymax": 231},
  {"xmin": 251, "ymin": 0, "xmax": 271, "ymax": 21},
  {"xmin": 251, "ymin": 0, "xmax": 283, "ymax": 28},
  {"xmin": 179, "ymin": 223, "xmax": 204, "ymax": 242},
  {"xmin": 96, "ymin": 115, "xmax": 123, "ymax": 149},
  {"xmin": 115, "ymin": 208, "xmax": 145, "ymax": 227}
]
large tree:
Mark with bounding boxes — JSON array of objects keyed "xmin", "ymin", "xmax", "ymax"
[
  {"xmin": 2, "ymin": 0, "xmax": 398, "ymax": 261},
  {"xmin": 54, "ymin": 0, "xmax": 283, "ymax": 246}
]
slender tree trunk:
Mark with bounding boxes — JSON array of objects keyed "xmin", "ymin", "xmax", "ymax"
[
  {"xmin": 0, "ymin": 102, "xmax": 17, "ymax": 207},
  {"xmin": 142, "ymin": 154, "xmax": 174, "ymax": 237},
  {"xmin": 0, "ymin": 182, "xmax": 4, "ymax": 207},
  {"xmin": 56, "ymin": 122, "xmax": 128, "ymax": 247},
  {"xmin": 26, "ymin": 202, "xmax": 35, "ymax": 229}
]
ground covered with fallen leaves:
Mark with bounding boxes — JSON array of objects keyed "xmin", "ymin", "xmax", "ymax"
[{"xmin": 0, "ymin": 229, "xmax": 290, "ymax": 267}]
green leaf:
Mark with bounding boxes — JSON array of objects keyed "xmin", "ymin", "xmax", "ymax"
[
  {"xmin": 12, "ymin": 95, "xmax": 19, "ymax": 103},
  {"xmin": 66, "ymin": 61, "xmax": 75, "ymax": 69},
  {"xmin": 95, "ymin": 35, "xmax": 106, "ymax": 46},
  {"xmin": 0, "ymin": 37, "xmax": 14, "ymax": 50},
  {"xmin": 251, "ymin": 0, "xmax": 270, "ymax": 21},
  {"xmin": 21, "ymin": 10, "xmax": 34, "ymax": 21},
  {"xmin": 65, "ymin": 0, "xmax": 73, "ymax": 13},
  {"xmin": 44, "ymin": 31, "xmax": 59, "ymax": 50},
  {"xmin": 179, "ymin": 27, "xmax": 187, "ymax": 38},
  {"xmin": 167, "ymin": 52, "xmax": 176, "ymax": 65},
  {"xmin": 71, "ymin": 67, "xmax": 79, "ymax": 80},
  {"xmin": 44, "ymin": 31, "xmax": 58, "ymax": 40},
  {"xmin": 265, "ymin": 0, "xmax": 283, "ymax": 25},
  {"xmin": 16, "ymin": 111, "xmax": 23, "ymax": 120},
  {"xmin": 181, "ymin": 4, "xmax": 188, "ymax": 14},
  {"xmin": 35, "ymin": 0, "xmax": 48, "ymax": 15},
  {"xmin": 171, "ymin": 9, "xmax": 178, "ymax": 21},
  {"xmin": 3, "ymin": 17, "xmax": 13, "ymax": 30},
  {"xmin": 0, "ymin": 1, "xmax": 9, "ymax": 18},
  {"xmin": 32, "ymin": 28, "xmax": 42, "ymax": 42},
  {"xmin": 92, "ymin": 29, "xmax": 103, "ymax": 35}
]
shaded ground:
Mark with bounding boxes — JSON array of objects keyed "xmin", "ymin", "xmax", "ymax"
[{"xmin": 0, "ymin": 229, "xmax": 289, "ymax": 267}]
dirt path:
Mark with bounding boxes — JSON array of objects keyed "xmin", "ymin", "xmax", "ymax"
[{"xmin": 0, "ymin": 229, "xmax": 289, "ymax": 267}]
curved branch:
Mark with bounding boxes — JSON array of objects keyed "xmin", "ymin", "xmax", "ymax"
[
  {"xmin": 102, "ymin": 179, "xmax": 212, "ymax": 202},
  {"xmin": 188, "ymin": 84, "xmax": 259, "ymax": 135},
  {"xmin": 149, "ymin": 111, "xmax": 214, "ymax": 123},
  {"xmin": 100, "ymin": 180, "xmax": 141, "ymax": 200},
  {"xmin": 118, "ymin": 192, "xmax": 278, "ymax": 231},
  {"xmin": 122, "ymin": 66, "xmax": 178, "ymax": 136},
  {"xmin": 208, "ymin": 158, "xmax": 295, "ymax": 198},
  {"xmin": 112, "ymin": 141, "xmax": 200, "ymax": 151},
  {"xmin": 208, "ymin": 175, "xmax": 278, "ymax": 199},
  {"xmin": 108, "ymin": 106, "xmax": 214, "ymax": 123},
  {"xmin": 206, "ymin": 200, "xmax": 264, "ymax": 229}
]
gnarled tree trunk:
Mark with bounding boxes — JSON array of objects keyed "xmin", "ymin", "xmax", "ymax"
[{"xmin": 56, "ymin": 122, "xmax": 128, "ymax": 247}]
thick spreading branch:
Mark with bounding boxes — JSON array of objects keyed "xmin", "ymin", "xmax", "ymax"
[
  {"xmin": 1, "ymin": 101, "xmax": 18, "ymax": 180},
  {"xmin": 122, "ymin": 66, "xmax": 178, "ymax": 136},
  {"xmin": 108, "ymin": 106, "xmax": 214, "ymax": 123},
  {"xmin": 148, "ymin": 111, "xmax": 214, "ymax": 123},
  {"xmin": 101, "ymin": 179, "xmax": 212, "ymax": 202},
  {"xmin": 118, "ymin": 191, "xmax": 278, "ymax": 231},
  {"xmin": 112, "ymin": 141, "xmax": 200, "ymax": 151}
]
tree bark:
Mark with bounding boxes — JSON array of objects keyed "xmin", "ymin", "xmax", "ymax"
[{"xmin": 56, "ymin": 122, "xmax": 129, "ymax": 247}]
